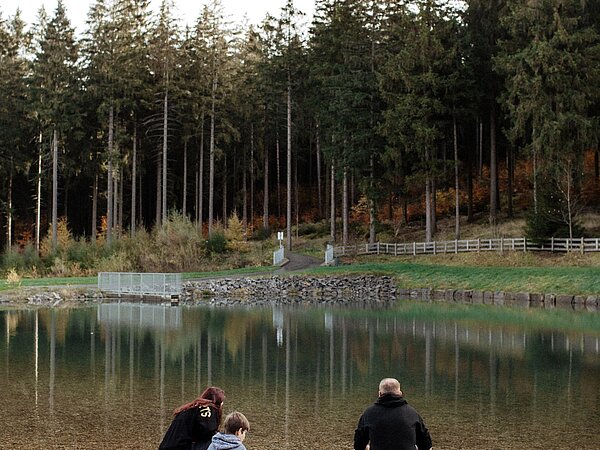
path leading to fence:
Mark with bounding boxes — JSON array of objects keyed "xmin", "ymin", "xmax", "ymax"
[{"xmin": 276, "ymin": 252, "xmax": 322, "ymax": 272}]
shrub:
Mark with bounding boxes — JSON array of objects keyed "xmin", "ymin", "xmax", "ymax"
[
  {"xmin": 206, "ymin": 231, "xmax": 227, "ymax": 254},
  {"xmin": 251, "ymin": 226, "xmax": 271, "ymax": 241},
  {"xmin": 226, "ymin": 212, "xmax": 249, "ymax": 252},
  {"xmin": 2, "ymin": 248, "xmax": 24, "ymax": 272},
  {"xmin": 525, "ymin": 184, "xmax": 585, "ymax": 241},
  {"xmin": 67, "ymin": 238, "xmax": 100, "ymax": 271},
  {"xmin": 296, "ymin": 221, "xmax": 329, "ymax": 238},
  {"xmin": 49, "ymin": 257, "xmax": 70, "ymax": 277},
  {"xmin": 96, "ymin": 251, "xmax": 133, "ymax": 272},
  {"xmin": 127, "ymin": 212, "xmax": 205, "ymax": 272},
  {"xmin": 6, "ymin": 268, "xmax": 21, "ymax": 286},
  {"xmin": 40, "ymin": 217, "xmax": 73, "ymax": 258},
  {"xmin": 22, "ymin": 243, "xmax": 42, "ymax": 269}
]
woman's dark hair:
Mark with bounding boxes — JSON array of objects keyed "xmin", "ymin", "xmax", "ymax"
[{"xmin": 173, "ymin": 386, "xmax": 225, "ymax": 424}]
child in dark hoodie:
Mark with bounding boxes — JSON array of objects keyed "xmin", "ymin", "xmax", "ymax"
[{"xmin": 207, "ymin": 411, "xmax": 250, "ymax": 450}]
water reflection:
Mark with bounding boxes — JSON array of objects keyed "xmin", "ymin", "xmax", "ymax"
[{"xmin": 0, "ymin": 302, "xmax": 598, "ymax": 449}]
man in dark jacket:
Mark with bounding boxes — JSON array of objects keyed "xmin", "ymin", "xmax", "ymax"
[{"xmin": 354, "ymin": 378, "xmax": 432, "ymax": 450}]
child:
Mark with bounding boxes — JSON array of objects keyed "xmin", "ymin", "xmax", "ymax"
[{"xmin": 207, "ymin": 411, "xmax": 250, "ymax": 450}]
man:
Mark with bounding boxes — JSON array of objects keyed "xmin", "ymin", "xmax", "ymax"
[{"xmin": 354, "ymin": 378, "xmax": 432, "ymax": 450}]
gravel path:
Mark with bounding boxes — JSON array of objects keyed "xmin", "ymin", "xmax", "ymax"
[{"xmin": 276, "ymin": 251, "xmax": 322, "ymax": 272}]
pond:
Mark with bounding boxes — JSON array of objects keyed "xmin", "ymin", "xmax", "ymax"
[{"xmin": 0, "ymin": 300, "xmax": 598, "ymax": 449}]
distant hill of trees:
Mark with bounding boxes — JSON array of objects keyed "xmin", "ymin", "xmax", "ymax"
[{"xmin": 1, "ymin": 0, "xmax": 599, "ymax": 257}]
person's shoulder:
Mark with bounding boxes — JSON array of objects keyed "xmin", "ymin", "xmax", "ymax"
[{"xmin": 197, "ymin": 404, "xmax": 215, "ymax": 418}]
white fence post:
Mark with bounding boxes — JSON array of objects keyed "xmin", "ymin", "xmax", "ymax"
[{"xmin": 325, "ymin": 244, "xmax": 334, "ymax": 265}]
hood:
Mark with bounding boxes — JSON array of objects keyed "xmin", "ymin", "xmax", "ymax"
[
  {"xmin": 210, "ymin": 432, "xmax": 243, "ymax": 450},
  {"xmin": 375, "ymin": 393, "xmax": 408, "ymax": 408}
]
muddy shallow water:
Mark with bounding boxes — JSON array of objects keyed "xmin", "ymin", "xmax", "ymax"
[{"xmin": 1, "ymin": 301, "xmax": 599, "ymax": 449}]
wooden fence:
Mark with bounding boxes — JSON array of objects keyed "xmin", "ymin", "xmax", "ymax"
[{"xmin": 331, "ymin": 237, "xmax": 600, "ymax": 258}]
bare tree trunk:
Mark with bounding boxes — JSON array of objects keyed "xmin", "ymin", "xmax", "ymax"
[
  {"xmin": 295, "ymin": 151, "xmax": 299, "ymax": 241},
  {"xmin": 533, "ymin": 149, "xmax": 538, "ymax": 213},
  {"xmin": 36, "ymin": 132, "xmax": 42, "ymax": 253},
  {"xmin": 432, "ymin": 178, "xmax": 437, "ymax": 235},
  {"xmin": 118, "ymin": 170, "xmax": 123, "ymax": 232},
  {"xmin": 113, "ymin": 168, "xmax": 118, "ymax": 232},
  {"xmin": 183, "ymin": 140, "xmax": 188, "ymax": 218},
  {"xmin": 423, "ymin": 138, "xmax": 433, "ymax": 238},
  {"xmin": 263, "ymin": 136, "xmax": 269, "ymax": 231},
  {"xmin": 316, "ymin": 122, "xmax": 322, "ymax": 218},
  {"xmin": 107, "ymin": 106, "xmax": 114, "ymax": 245},
  {"xmin": 343, "ymin": 166, "xmax": 349, "ymax": 246},
  {"xmin": 566, "ymin": 164, "xmax": 573, "ymax": 240},
  {"xmin": 208, "ymin": 77, "xmax": 216, "ymax": 235},
  {"xmin": 162, "ymin": 89, "xmax": 168, "ymax": 223},
  {"xmin": 489, "ymin": 106, "xmax": 498, "ymax": 227},
  {"xmin": 478, "ymin": 117, "xmax": 483, "ymax": 180},
  {"xmin": 467, "ymin": 147, "xmax": 474, "ymax": 223},
  {"xmin": 424, "ymin": 144, "xmax": 432, "ymax": 242},
  {"xmin": 92, "ymin": 175, "xmax": 98, "ymax": 242},
  {"xmin": 330, "ymin": 159, "xmax": 336, "ymax": 242},
  {"xmin": 156, "ymin": 161, "xmax": 162, "ymax": 225},
  {"xmin": 222, "ymin": 156, "xmax": 227, "ymax": 227},
  {"xmin": 131, "ymin": 124, "xmax": 137, "ymax": 236},
  {"xmin": 454, "ymin": 114, "xmax": 460, "ymax": 240},
  {"xmin": 52, "ymin": 128, "xmax": 58, "ymax": 250},
  {"xmin": 507, "ymin": 144, "xmax": 514, "ymax": 218},
  {"xmin": 425, "ymin": 176, "xmax": 432, "ymax": 242},
  {"xmin": 286, "ymin": 75, "xmax": 292, "ymax": 250},
  {"xmin": 369, "ymin": 155, "xmax": 376, "ymax": 244},
  {"xmin": 276, "ymin": 123, "xmax": 281, "ymax": 221},
  {"xmin": 325, "ymin": 161, "xmax": 330, "ymax": 226},
  {"xmin": 198, "ymin": 111, "xmax": 205, "ymax": 233},
  {"xmin": 195, "ymin": 162, "xmax": 199, "ymax": 223},
  {"xmin": 243, "ymin": 155, "xmax": 248, "ymax": 234},
  {"xmin": 250, "ymin": 124, "xmax": 254, "ymax": 228},
  {"xmin": 138, "ymin": 168, "xmax": 143, "ymax": 228},
  {"xmin": 7, "ymin": 158, "xmax": 13, "ymax": 252}
]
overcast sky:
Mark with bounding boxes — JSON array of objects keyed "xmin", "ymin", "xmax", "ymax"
[{"xmin": 1, "ymin": 0, "xmax": 315, "ymax": 33}]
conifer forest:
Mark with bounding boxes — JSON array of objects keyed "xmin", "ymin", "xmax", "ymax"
[{"xmin": 1, "ymin": 0, "xmax": 600, "ymax": 261}]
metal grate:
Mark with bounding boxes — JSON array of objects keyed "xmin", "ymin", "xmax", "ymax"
[{"xmin": 98, "ymin": 272, "xmax": 182, "ymax": 297}]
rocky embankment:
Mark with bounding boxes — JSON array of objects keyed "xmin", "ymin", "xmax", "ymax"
[
  {"xmin": 2, "ymin": 274, "xmax": 598, "ymax": 311},
  {"xmin": 181, "ymin": 275, "xmax": 397, "ymax": 305}
]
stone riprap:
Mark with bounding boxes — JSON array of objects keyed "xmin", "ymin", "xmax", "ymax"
[
  {"xmin": 2, "ymin": 276, "xmax": 596, "ymax": 312},
  {"xmin": 182, "ymin": 275, "xmax": 397, "ymax": 304}
]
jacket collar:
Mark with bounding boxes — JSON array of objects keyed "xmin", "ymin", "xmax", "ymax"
[{"xmin": 376, "ymin": 393, "xmax": 408, "ymax": 407}]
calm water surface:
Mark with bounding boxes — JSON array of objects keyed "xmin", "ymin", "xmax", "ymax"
[{"xmin": 0, "ymin": 301, "xmax": 598, "ymax": 449}]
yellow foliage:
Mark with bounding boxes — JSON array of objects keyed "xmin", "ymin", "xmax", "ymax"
[
  {"xmin": 6, "ymin": 268, "xmax": 21, "ymax": 286},
  {"xmin": 40, "ymin": 217, "xmax": 72, "ymax": 257},
  {"xmin": 225, "ymin": 211, "xmax": 249, "ymax": 252}
]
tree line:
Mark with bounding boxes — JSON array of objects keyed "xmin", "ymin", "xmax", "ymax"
[{"xmin": 1, "ymin": 0, "xmax": 599, "ymax": 256}]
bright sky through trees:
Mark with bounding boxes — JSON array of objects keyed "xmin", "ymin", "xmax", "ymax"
[{"xmin": 1, "ymin": 0, "xmax": 315, "ymax": 32}]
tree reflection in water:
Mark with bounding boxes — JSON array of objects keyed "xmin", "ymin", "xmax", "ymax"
[{"xmin": 0, "ymin": 302, "xmax": 598, "ymax": 449}]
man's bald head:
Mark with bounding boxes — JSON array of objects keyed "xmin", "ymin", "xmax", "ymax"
[{"xmin": 378, "ymin": 378, "xmax": 402, "ymax": 396}]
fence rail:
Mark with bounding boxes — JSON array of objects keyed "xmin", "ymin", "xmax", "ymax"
[
  {"xmin": 331, "ymin": 237, "xmax": 600, "ymax": 258},
  {"xmin": 98, "ymin": 272, "xmax": 182, "ymax": 297}
]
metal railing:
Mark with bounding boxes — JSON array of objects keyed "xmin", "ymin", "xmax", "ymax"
[
  {"xmin": 330, "ymin": 237, "xmax": 600, "ymax": 258},
  {"xmin": 98, "ymin": 272, "xmax": 182, "ymax": 297}
]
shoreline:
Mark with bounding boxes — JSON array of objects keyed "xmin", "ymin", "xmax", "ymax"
[{"xmin": 1, "ymin": 274, "xmax": 598, "ymax": 312}]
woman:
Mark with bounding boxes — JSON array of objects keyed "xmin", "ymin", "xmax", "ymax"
[{"xmin": 159, "ymin": 386, "xmax": 225, "ymax": 450}]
